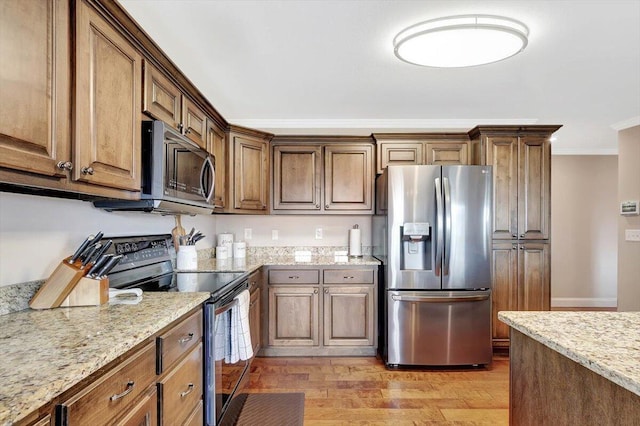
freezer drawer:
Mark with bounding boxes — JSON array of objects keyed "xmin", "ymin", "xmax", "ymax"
[{"xmin": 386, "ymin": 290, "xmax": 491, "ymax": 366}]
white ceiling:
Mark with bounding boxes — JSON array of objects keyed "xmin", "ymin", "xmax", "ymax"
[{"xmin": 118, "ymin": 0, "xmax": 640, "ymax": 155}]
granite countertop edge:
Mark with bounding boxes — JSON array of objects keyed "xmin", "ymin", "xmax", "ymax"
[
  {"xmin": 0, "ymin": 292, "xmax": 210, "ymax": 426},
  {"xmin": 498, "ymin": 311, "xmax": 640, "ymax": 397}
]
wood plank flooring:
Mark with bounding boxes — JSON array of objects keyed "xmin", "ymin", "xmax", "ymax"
[{"xmin": 245, "ymin": 355, "xmax": 509, "ymax": 425}]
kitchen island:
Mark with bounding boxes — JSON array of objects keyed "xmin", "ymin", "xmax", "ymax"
[
  {"xmin": 0, "ymin": 292, "xmax": 210, "ymax": 425},
  {"xmin": 499, "ymin": 311, "xmax": 640, "ymax": 425}
]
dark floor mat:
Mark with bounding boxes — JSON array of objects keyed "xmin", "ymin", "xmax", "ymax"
[{"xmin": 233, "ymin": 392, "xmax": 305, "ymax": 426}]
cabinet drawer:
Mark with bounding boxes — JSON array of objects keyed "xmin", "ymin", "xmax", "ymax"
[
  {"xmin": 269, "ymin": 269, "xmax": 319, "ymax": 284},
  {"xmin": 158, "ymin": 343, "xmax": 203, "ymax": 426},
  {"xmin": 157, "ymin": 309, "xmax": 202, "ymax": 374},
  {"xmin": 323, "ymin": 269, "xmax": 374, "ymax": 284},
  {"xmin": 59, "ymin": 342, "xmax": 156, "ymax": 425},
  {"xmin": 113, "ymin": 385, "xmax": 157, "ymax": 426},
  {"xmin": 183, "ymin": 400, "xmax": 204, "ymax": 426}
]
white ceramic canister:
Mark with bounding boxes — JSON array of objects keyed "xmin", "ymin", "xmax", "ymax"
[
  {"xmin": 216, "ymin": 245, "xmax": 229, "ymax": 260},
  {"xmin": 217, "ymin": 233, "xmax": 234, "ymax": 257},
  {"xmin": 176, "ymin": 245, "xmax": 198, "ymax": 270},
  {"xmin": 233, "ymin": 241, "xmax": 246, "ymax": 259}
]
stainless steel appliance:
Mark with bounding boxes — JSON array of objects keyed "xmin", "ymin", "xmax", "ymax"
[
  {"xmin": 373, "ymin": 165, "xmax": 492, "ymax": 367},
  {"xmin": 94, "ymin": 120, "xmax": 215, "ymax": 215},
  {"xmin": 105, "ymin": 234, "xmax": 250, "ymax": 425}
]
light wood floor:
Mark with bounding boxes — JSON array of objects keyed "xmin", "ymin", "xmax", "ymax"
[{"xmin": 246, "ymin": 355, "xmax": 509, "ymax": 425}]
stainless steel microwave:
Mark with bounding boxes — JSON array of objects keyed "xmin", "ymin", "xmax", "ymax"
[{"xmin": 94, "ymin": 120, "xmax": 215, "ymax": 215}]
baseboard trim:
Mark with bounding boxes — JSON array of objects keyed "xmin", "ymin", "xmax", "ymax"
[{"xmin": 551, "ymin": 297, "xmax": 617, "ymax": 308}]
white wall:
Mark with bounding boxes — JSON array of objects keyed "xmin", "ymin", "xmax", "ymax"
[
  {"xmin": 617, "ymin": 125, "xmax": 640, "ymax": 311},
  {"xmin": 215, "ymin": 215, "xmax": 371, "ymax": 248},
  {"xmin": 0, "ymin": 192, "xmax": 217, "ymax": 287},
  {"xmin": 551, "ymin": 155, "xmax": 618, "ymax": 307}
]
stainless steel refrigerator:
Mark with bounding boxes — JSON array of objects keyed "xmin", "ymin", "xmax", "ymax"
[{"xmin": 373, "ymin": 165, "xmax": 492, "ymax": 367}]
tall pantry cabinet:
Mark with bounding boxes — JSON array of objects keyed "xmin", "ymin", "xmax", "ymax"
[{"xmin": 469, "ymin": 126, "xmax": 561, "ymax": 349}]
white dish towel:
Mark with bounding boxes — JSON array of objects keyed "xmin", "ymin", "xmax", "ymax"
[
  {"xmin": 214, "ymin": 308, "xmax": 228, "ymax": 361},
  {"xmin": 227, "ymin": 289, "xmax": 253, "ymax": 363}
]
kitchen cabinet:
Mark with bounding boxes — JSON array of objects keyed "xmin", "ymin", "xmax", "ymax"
[
  {"xmin": 143, "ymin": 60, "xmax": 209, "ymax": 150},
  {"xmin": 113, "ymin": 386, "xmax": 157, "ymax": 426},
  {"xmin": 226, "ymin": 126, "xmax": 272, "ymax": 213},
  {"xmin": 0, "ymin": 0, "xmax": 71, "ymax": 180},
  {"xmin": 264, "ymin": 266, "xmax": 377, "ymax": 356},
  {"xmin": 470, "ymin": 126, "xmax": 559, "ymax": 350},
  {"xmin": 74, "ymin": 0, "xmax": 142, "ymax": 192},
  {"xmin": 248, "ymin": 269, "xmax": 263, "ymax": 354},
  {"xmin": 491, "ymin": 241, "xmax": 550, "ymax": 348},
  {"xmin": 271, "ymin": 137, "xmax": 374, "ymax": 214},
  {"xmin": 373, "ymin": 134, "xmax": 470, "ymax": 173},
  {"xmin": 207, "ymin": 118, "xmax": 227, "ymax": 210}
]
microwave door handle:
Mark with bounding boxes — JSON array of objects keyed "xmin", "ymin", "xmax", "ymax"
[{"xmin": 200, "ymin": 155, "xmax": 215, "ymax": 203}]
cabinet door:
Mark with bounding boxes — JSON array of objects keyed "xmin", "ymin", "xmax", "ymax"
[
  {"xmin": 425, "ymin": 142, "xmax": 468, "ymax": 165},
  {"xmin": 518, "ymin": 242, "xmax": 550, "ymax": 311},
  {"xmin": 0, "ymin": 0, "xmax": 70, "ymax": 178},
  {"xmin": 233, "ymin": 134, "xmax": 269, "ymax": 211},
  {"xmin": 518, "ymin": 136, "xmax": 551, "ymax": 240},
  {"xmin": 376, "ymin": 142, "xmax": 423, "ymax": 173},
  {"xmin": 113, "ymin": 386, "xmax": 157, "ymax": 426},
  {"xmin": 207, "ymin": 120, "xmax": 226, "ymax": 209},
  {"xmin": 158, "ymin": 343, "xmax": 203, "ymax": 426},
  {"xmin": 74, "ymin": 0, "xmax": 141, "ymax": 192},
  {"xmin": 324, "ymin": 145, "xmax": 373, "ymax": 211},
  {"xmin": 491, "ymin": 242, "xmax": 519, "ymax": 345},
  {"xmin": 182, "ymin": 97, "xmax": 207, "ymax": 149},
  {"xmin": 323, "ymin": 286, "xmax": 374, "ymax": 346},
  {"xmin": 142, "ymin": 60, "xmax": 182, "ymax": 130},
  {"xmin": 273, "ymin": 145, "xmax": 322, "ymax": 210},
  {"xmin": 249, "ymin": 287, "xmax": 261, "ymax": 354},
  {"xmin": 268, "ymin": 286, "xmax": 319, "ymax": 346},
  {"xmin": 486, "ymin": 136, "xmax": 518, "ymax": 240}
]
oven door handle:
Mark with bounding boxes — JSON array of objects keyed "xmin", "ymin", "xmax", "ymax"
[{"xmin": 215, "ymin": 299, "xmax": 238, "ymax": 315}]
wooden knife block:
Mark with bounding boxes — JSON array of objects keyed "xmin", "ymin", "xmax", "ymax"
[{"xmin": 29, "ymin": 257, "xmax": 109, "ymax": 309}]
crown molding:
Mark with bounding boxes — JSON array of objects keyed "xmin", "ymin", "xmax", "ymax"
[{"xmin": 611, "ymin": 116, "xmax": 640, "ymax": 131}]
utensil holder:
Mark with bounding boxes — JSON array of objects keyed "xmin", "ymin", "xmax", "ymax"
[
  {"xmin": 59, "ymin": 276, "xmax": 109, "ymax": 307},
  {"xmin": 29, "ymin": 256, "xmax": 110, "ymax": 309},
  {"xmin": 177, "ymin": 245, "xmax": 198, "ymax": 270}
]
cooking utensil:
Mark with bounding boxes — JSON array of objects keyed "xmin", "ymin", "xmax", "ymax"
[{"xmin": 172, "ymin": 215, "xmax": 185, "ymax": 250}]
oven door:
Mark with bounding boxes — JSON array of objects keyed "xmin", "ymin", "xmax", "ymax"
[
  {"xmin": 204, "ymin": 296, "xmax": 250, "ymax": 425},
  {"xmin": 163, "ymin": 124, "xmax": 215, "ymax": 205}
]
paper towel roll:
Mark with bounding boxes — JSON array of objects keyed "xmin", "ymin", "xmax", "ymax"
[{"xmin": 349, "ymin": 228, "xmax": 362, "ymax": 257}]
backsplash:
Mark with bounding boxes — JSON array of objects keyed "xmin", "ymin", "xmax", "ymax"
[{"xmin": 0, "ymin": 281, "xmax": 44, "ymax": 315}]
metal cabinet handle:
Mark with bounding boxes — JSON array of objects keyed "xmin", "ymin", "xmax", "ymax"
[
  {"xmin": 178, "ymin": 333, "xmax": 194, "ymax": 344},
  {"xmin": 177, "ymin": 123, "xmax": 184, "ymax": 132},
  {"xmin": 180, "ymin": 383, "xmax": 195, "ymax": 398},
  {"xmin": 81, "ymin": 167, "xmax": 94, "ymax": 175},
  {"xmin": 186, "ymin": 128, "xmax": 192, "ymax": 134},
  {"xmin": 343, "ymin": 276, "xmax": 354, "ymax": 279},
  {"xmin": 288, "ymin": 276, "xmax": 299, "ymax": 279},
  {"xmin": 56, "ymin": 161, "xmax": 73, "ymax": 171},
  {"xmin": 519, "ymin": 246, "xmax": 524, "ymax": 250},
  {"xmin": 512, "ymin": 245, "xmax": 517, "ymax": 250},
  {"xmin": 110, "ymin": 381, "xmax": 135, "ymax": 401}
]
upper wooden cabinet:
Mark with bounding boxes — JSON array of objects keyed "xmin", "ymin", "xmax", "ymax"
[
  {"xmin": 374, "ymin": 134, "xmax": 470, "ymax": 173},
  {"xmin": 74, "ymin": 0, "xmax": 142, "ymax": 192},
  {"xmin": 0, "ymin": 0, "xmax": 71, "ymax": 180},
  {"xmin": 271, "ymin": 137, "xmax": 375, "ymax": 214},
  {"xmin": 226, "ymin": 126, "xmax": 272, "ymax": 213},
  {"xmin": 207, "ymin": 119, "xmax": 227, "ymax": 210},
  {"xmin": 143, "ymin": 61, "xmax": 208, "ymax": 149},
  {"xmin": 470, "ymin": 126, "xmax": 559, "ymax": 240}
]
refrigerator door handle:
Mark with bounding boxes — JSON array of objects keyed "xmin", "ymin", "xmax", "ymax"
[
  {"xmin": 434, "ymin": 177, "xmax": 444, "ymax": 276},
  {"xmin": 443, "ymin": 176, "xmax": 452, "ymax": 275},
  {"xmin": 391, "ymin": 294, "xmax": 490, "ymax": 303}
]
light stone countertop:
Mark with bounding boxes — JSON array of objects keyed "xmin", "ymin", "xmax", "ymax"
[
  {"xmin": 183, "ymin": 254, "xmax": 380, "ymax": 273},
  {"xmin": 0, "ymin": 292, "xmax": 210, "ymax": 426},
  {"xmin": 498, "ymin": 311, "xmax": 640, "ymax": 397}
]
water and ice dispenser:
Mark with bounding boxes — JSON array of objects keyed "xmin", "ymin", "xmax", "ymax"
[{"xmin": 400, "ymin": 222, "xmax": 432, "ymax": 270}]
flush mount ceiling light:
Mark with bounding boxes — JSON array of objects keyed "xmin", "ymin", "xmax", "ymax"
[{"xmin": 393, "ymin": 14, "xmax": 529, "ymax": 68}]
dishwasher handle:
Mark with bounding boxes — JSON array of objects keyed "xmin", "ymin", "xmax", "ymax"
[{"xmin": 391, "ymin": 294, "xmax": 489, "ymax": 303}]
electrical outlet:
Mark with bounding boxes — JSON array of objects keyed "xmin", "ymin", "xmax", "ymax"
[
  {"xmin": 272, "ymin": 230, "xmax": 279, "ymax": 240},
  {"xmin": 315, "ymin": 228, "xmax": 323, "ymax": 239},
  {"xmin": 244, "ymin": 228, "xmax": 252, "ymax": 240},
  {"xmin": 625, "ymin": 229, "xmax": 640, "ymax": 242}
]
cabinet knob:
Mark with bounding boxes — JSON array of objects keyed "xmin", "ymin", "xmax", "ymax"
[
  {"xmin": 324, "ymin": 288, "xmax": 329, "ymax": 294},
  {"xmin": 288, "ymin": 276, "xmax": 299, "ymax": 280},
  {"xmin": 314, "ymin": 289, "xmax": 318, "ymax": 294},
  {"xmin": 56, "ymin": 161, "xmax": 73, "ymax": 171},
  {"xmin": 519, "ymin": 246, "xmax": 524, "ymax": 250},
  {"xmin": 178, "ymin": 333, "xmax": 194, "ymax": 344},
  {"xmin": 520, "ymin": 234, "xmax": 525, "ymax": 238},
  {"xmin": 177, "ymin": 123, "xmax": 184, "ymax": 132},
  {"xmin": 344, "ymin": 276, "xmax": 354, "ymax": 280},
  {"xmin": 81, "ymin": 166, "xmax": 94, "ymax": 175},
  {"xmin": 315, "ymin": 204, "xmax": 320, "ymax": 208},
  {"xmin": 512, "ymin": 245, "xmax": 517, "ymax": 250},
  {"xmin": 262, "ymin": 204, "xmax": 267, "ymax": 209},
  {"xmin": 325, "ymin": 204, "xmax": 329, "ymax": 209},
  {"xmin": 512, "ymin": 233, "xmax": 517, "ymax": 238}
]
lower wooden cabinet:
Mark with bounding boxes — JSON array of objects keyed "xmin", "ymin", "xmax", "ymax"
[
  {"xmin": 249, "ymin": 286, "xmax": 262, "ymax": 354},
  {"xmin": 263, "ymin": 266, "xmax": 377, "ymax": 356},
  {"xmin": 492, "ymin": 241, "xmax": 550, "ymax": 349},
  {"xmin": 113, "ymin": 386, "xmax": 157, "ymax": 426}
]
